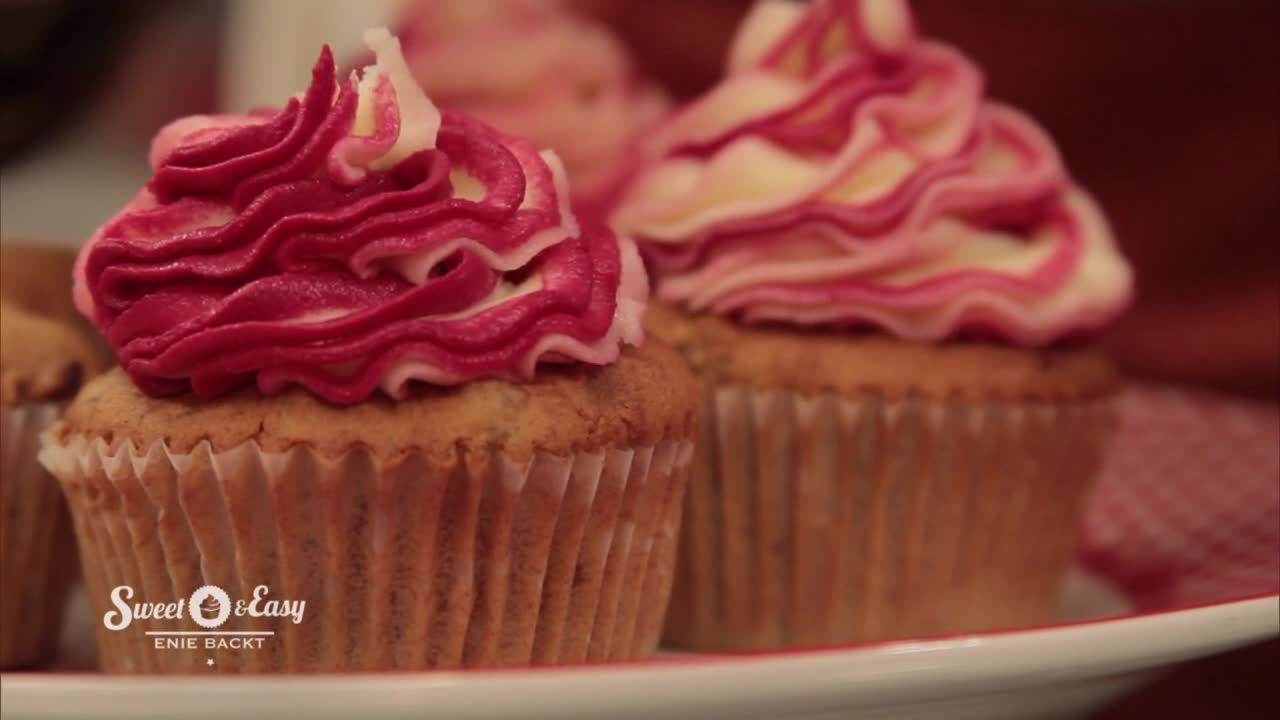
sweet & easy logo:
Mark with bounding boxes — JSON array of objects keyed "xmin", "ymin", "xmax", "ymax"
[{"xmin": 104, "ymin": 584, "xmax": 305, "ymax": 653}]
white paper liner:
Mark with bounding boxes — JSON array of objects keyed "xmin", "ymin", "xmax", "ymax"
[
  {"xmin": 663, "ymin": 385, "xmax": 1113, "ymax": 651},
  {"xmin": 40, "ymin": 433, "xmax": 693, "ymax": 673},
  {"xmin": 1, "ymin": 402, "xmax": 77, "ymax": 668}
]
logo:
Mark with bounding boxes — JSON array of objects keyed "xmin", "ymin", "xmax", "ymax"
[
  {"xmin": 189, "ymin": 585, "xmax": 232, "ymax": 629},
  {"xmin": 104, "ymin": 584, "xmax": 306, "ymax": 654}
]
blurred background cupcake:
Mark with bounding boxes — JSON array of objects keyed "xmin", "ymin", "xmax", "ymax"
[
  {"xmin": 1, "ymin": 245, "xmax": 115, "ymax": 370},
  {"xmin": 611, "ymin": 0, "xmax": 1133, "ymax": 649},
  {"xmin": 38, "ymin": 30, "xmax": 697, "ymax": 673},
  {"xmin": 212, "ymin": 0, "xmax": 669, "ymax": 225},
  {"xmin": 1, "ymin": 246, "xmax": 102, "ymax": 668},
  {"xmin": 382, "ymin": 0, "xmax": 669, "ymax": 223}
]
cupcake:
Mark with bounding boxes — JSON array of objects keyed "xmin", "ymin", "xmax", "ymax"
[
  {"xmin": 1, "ymin": 252, "xmax": 101, "ymax": 667},
  {"xmin": 611, "ymin": 0, "xmax": 1134, "ymax": 650},
  {"xmin": 2, "ymin": 244, "xmax": 115, "ymax": 369},
  {"xmin": 39, "ymin": 29, "xmax": 697, "ymax": 673},
  {"xmin": 2, "ymin": 245, "xmax": 84, "ymax": 328},
  {"xmin": 388, "ymin": 0, "xmax": 668, "ymax": 222}
]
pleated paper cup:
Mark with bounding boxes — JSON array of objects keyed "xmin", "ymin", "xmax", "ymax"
[
  {"xmin": 39, "ymin": 433, "xmax": 693, "ymax": 673},
  {"xmin": 1, "ymin": 403, "xmax": 78, "ymax": 669},
  {"xmin": 662, "ymin": 385, "xmax": 1112, "ymax": 650}
]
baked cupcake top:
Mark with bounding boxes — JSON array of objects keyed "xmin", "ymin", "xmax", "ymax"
[
  {"xmin": 59, "ymin": 339, "xmax": 697, "ymax": 462},
  {"xmin": 1, "ymin": 300, "xmax": 98, "ymax": 407},
  {"xmin": 72, "ymin": 29, "xmax": 647, "ymax": 406},
  {"xmin": 1, "ymin": 244, "xmax": 104, "ymax": 406},
  {"xmin": 2, "ymin": 243, "xmax": 115, "ymax": 371},
  {"xmin": 389, "ymin": 0, "xmax": 668, "ymax": 220},
  {"xmin": 611, "ymin": 0, "xmax": 1133, "ymax": 346}
]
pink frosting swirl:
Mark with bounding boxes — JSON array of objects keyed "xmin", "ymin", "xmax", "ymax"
[
  {"xmin": 74, "ymin": 30, "xmax": 647, "ymax": 405},
  {"xmin": 611, "ymin": 0, "xmax": 1132, "ymax": 345},
  {"xmin": 389, "ymin": 0, "xmax": 669, "ymax": 222}
]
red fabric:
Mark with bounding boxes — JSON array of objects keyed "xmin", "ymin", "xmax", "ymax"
[{"xmin": 1082, "ymin": 384, "xmax": 1280, "ymax": 607}]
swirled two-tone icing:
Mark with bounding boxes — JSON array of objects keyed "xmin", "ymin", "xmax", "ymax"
[
  {"xmin": 611, "ymin": 0, "xmax": 1132, "ymax": 344},
  {"xmin": 74, "ymin": 29, "xmax": 647, "ymax": 405},
  {"xmin": 391, "ymin": 0, "xmax": 668, "ymax": 221}
]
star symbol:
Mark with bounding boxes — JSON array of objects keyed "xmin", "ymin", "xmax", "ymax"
[{"xmin": 206, "ymin": 658, "xmax": 216, "ymax": 667}]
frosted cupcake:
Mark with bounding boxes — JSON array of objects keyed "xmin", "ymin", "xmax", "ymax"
[
  {"xmin": 390, "ymin": 0, "xmax": 668, "ymax": 221},
  {"xmin": 1, "ymin": 293, "xmax": 99, "ymax": 667},
  {"xmin": 40, "ymin": 30, "xmax": 697, "ymax": 673},
  {"xmin": 612, "ymin": 0, "xmax": 1133, "ymax": 650}
]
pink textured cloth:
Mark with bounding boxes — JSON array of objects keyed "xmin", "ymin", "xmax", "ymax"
[{"xmin": 1082, "ymin": 384, "xmax": 1280, "ymax": 609}]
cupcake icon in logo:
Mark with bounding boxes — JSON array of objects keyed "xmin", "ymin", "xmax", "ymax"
[
  {"xmin": 199, "ymin": 596, "xmax": 219, "ymax": 617},
  {"xmin": 188, "ymin": 585, "xmax": 232, "ymax": 630}
]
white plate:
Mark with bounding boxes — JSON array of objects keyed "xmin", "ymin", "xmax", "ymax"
[{"xmin": 3, "ymin": 572, "xmax": 1276, "ymax": 720}]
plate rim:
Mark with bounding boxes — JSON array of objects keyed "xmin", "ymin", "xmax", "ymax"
[
  {"xmin": 5, "ymin": 589, "xmax": 1274, "ymax": 679},
  {"xmin": 3, "ymin": 594, "xmax": 1275, "ymax": 720}
]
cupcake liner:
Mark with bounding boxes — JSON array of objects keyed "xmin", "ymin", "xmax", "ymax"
[
  {"xmin": 663, "ymin": 385, "xmax": 1112, "ymax": 651},
  {"xmin": 1, "ymin": 403, "xmax": 78, "ymax": 669},
  {"xmin": 39, "ymin": 434, "xmax": 692, "ymax": 673}
]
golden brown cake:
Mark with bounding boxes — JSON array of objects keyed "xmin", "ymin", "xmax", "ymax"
[
  {"xmin": 59, "ymin": 342, "xmax": 697, "ymax": 465},
  {"xmin": 648, "ymin": 302, "xmax": 1119, "ymax": 402},
  {"xmin": 0, "ymin": 244, "xmax": 81, "ymax": 326},
  {"xmin": 1, "ymin": 243, "xmax": 114, "ymax": 369}
]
